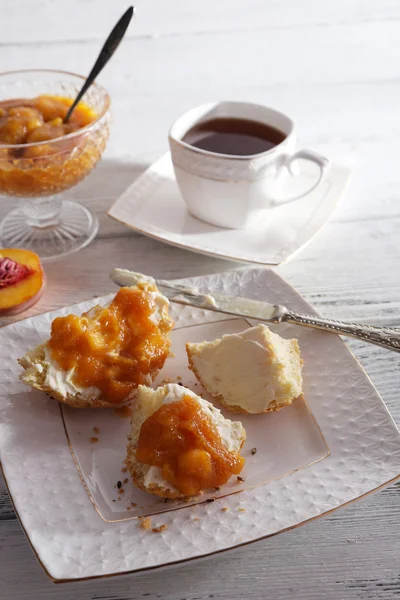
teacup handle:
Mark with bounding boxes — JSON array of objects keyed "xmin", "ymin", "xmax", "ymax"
[{"xmin": 274, "ymin": 149, "xmax": 330, "ymax": 205}]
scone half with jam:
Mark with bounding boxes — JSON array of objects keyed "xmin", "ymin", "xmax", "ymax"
[
  {"xmin": 126, "ymin": 383, "xmax": 246, "ymax": 499},
  {"xmin": 18, "ymin": 278, "xmax": 173, "ymax": 409},
  {"xmin": 186, "ymin": 324, "xmax": 303, "ymax": 414}
]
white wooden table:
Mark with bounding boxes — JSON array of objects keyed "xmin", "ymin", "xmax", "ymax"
[{"xmin": 1, "ymin": 1, "xmax": 400, "ymax": 597}]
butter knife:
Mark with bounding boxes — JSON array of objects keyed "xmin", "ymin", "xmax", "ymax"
[{"xmin": 110, "ymin": 269, "xmax": 400, "ymax": 353}]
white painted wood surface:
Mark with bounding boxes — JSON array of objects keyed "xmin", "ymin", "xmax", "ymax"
[{"xmin": 1, "ymin": 0, "xmax": 400, "ymax": 597}]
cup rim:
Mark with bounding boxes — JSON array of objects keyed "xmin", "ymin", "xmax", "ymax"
[
  {"xmin": 169, "ymin": 101, "xmax": 294, "ymax": 161},
  {"xmin": 0, "ymin": 69, "xmax": 110, "ymax": 150}
]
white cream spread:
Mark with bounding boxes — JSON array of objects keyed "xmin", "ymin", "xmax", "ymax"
[
  {"xmin": 187, "ymin": 324, "xmax": 303, "ymax": 414},
  {"xmin": 43, "ymin": 347, "xmax": 100, "ymax": 400},
  {"xmin": 141, "ymin": 383, "xmax": 245, "ymax": 491},
  {"xmin": 111, "ymin": 269, "xmax": 218, "ymax": 310},
  {"xmin": 202, "ymin": 294, "xmax": 217, "ymax": 308},
  {"xmin": 147, "ymin": 290, "xmax": 169, "ymax": 325},
  {"xmin": 177, "ymin": 286, "xmax": 218, "ymax": 309},
  {"xmin": 110, "ymin": 268, "xmax": 155, "ymax": 288}
]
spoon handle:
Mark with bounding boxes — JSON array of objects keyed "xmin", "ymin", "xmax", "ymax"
[{"xmin": 64, "ymin": 6, "xmax": 134, "ymax": 123}]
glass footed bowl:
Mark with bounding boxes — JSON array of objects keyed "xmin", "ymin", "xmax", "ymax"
[{"xmin": 0, "ymin": 69, "xmax": 110, "ymax": 261}]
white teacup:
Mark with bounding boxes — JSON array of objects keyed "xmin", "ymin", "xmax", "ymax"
[{"xmin": 169, "ymin": 101, "xmax": 330, "ymax": 229}]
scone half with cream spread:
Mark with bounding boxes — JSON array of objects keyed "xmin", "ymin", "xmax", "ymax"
[
  {"xmin": 187, "ymin": 324, "xmax": 303, "ymax": 414},
  {"xmin": 19, "ymin": 278, "xmax": 173, "ymax": 409},
  {"xmin": 126, "ymin": 383, "xmax": 246, "ymax": 498}
]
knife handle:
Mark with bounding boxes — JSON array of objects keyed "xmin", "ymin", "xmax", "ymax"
[{"xmin": 282, "ymin": 310, "xmax": 400, "ymax": 353}]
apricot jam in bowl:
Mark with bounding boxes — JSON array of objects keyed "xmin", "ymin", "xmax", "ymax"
[{"xmin": 0, "ymin": 70, "xmax": 110, "ymax": 260}]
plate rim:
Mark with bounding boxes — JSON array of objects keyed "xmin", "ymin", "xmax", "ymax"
[
  {"xmin": 2, "ymin": 460, "xmax": 399, "ymax": 585},
  {"xmin": 1, "ymin": 267, "xmax": 399, "ymax": 583}
]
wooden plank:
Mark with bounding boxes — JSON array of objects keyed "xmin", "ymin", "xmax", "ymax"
[
  {"xmin": 0, "ymin": 485, "xmax": 14, "ymax": 520},
  {"xmin": 0, "ymin": 0, "xmax": 399, "ymax": 45},
  {"xmin": 0, "ymin": 212, "xmax": 400, "ymax": 327},
  {"xmin": 2, "ymin": 19, "xmax": 400, "ymax": 87},
  {"xmin": 0, "ymin": 486, "xmax": 399, "ymax": 599}
]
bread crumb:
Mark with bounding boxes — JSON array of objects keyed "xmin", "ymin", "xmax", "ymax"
[
  {"xmin": 89, "ymin": 437, "xmax": 98, "ymax": 444},
  {"xmin": 152, "ymin": 524, "xmax": 168, "ymax": 533},
  {"xmin": 127, "ymin": 506, "xmax": 131, "ymax": 510},
  {"xmin": 161, "ymin": 377, "xmax": 173, "ymax": 384},
  {"xmin": 123, "ymin": 478, "xmax": 128, "ymax": 484},
  {"xmin": 118, "ymin": 488, "xmax": 125, "ymax": 495},
  {"xmin": 184, "ymin": 496, "xmax": 196, "ymax": 503},
  {"xmin": 121, "ymin": 467, "xmax": 128, "ymax": 473},
  {"xmin": 238, "ymin": 507, "xmax": 246, "ymax": 513},
  {"xmin": 140, "ymin": 517, "xmax": 152, "ymax": 530},
  {"xmin": 222, "ymin": 507, "xmax": 229, "ymax": 512},
  {"xmin": 177, "ymin": 375, "xmax": 182, "ymax": 381},
  {"xmin": 93, "ymin": 426, "xmax": 100, "ymax": 434},
  {"xmin": 113, "ymin": 406, "xmax": 131, "ymax": 419},
  {"xmin": 131, "ymin": 502, "xmax": 137, "ymax": 507},
  {"xmin": 192, "ymin": 517, "xmax": 200, "ymax": 522}
]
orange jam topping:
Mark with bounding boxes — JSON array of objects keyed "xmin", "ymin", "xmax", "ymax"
[
  {"xmin": 0, "ymin": 95, "xmax": 97, "ymax": 147},
  {"xmin": 48, "ymin": 286, "xmax": 171, "ymax": 403},
  {"xmin": 136, "ymin": 396, "xmax": 245, "ymax": 495},
  {"xmin": 0, "ymin": 95, "xmax": 106, "ymax": 197}
]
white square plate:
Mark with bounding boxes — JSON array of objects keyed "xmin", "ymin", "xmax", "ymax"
[
  {"xmin": 1, "ymin": 268, "xmax": 399, "ymax": 582},
  {"xmin": 108, "ymin": 153, "xmax": 351, "ymax": 265}
]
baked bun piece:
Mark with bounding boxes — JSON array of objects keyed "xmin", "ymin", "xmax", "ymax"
[
  {"xmin": 187, "ymin": 324, "xmax": 303, "ymax": 414},
  {"xmin": 126, "ymin": 383, "xmax": 246, "ymax": 498},
  {"xmin": 19, "ymin": 278, "xmax": 173, "ymax": 409}
]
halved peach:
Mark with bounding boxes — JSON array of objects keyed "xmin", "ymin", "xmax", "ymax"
[{"xmin": 0, "ymin": 248, "xmax": 45, "ymax": 316}]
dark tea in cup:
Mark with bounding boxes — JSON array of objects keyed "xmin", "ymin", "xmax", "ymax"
[{"xmin": 182, "ymin": 117, "xmax": 286, "ymax": 156}]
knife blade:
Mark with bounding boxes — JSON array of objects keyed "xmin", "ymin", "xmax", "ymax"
[
  {"xmin": 110, "ymin": 268, "xmax": 285, "ymax": 323},
  {"xmin": 109, "ymin": 269, "xmax": 400, "ymax": 352}
]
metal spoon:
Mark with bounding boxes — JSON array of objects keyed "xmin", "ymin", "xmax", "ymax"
[{"xmin": 64, "ymin": 6, "xmax": 134, "ymax": 123}]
